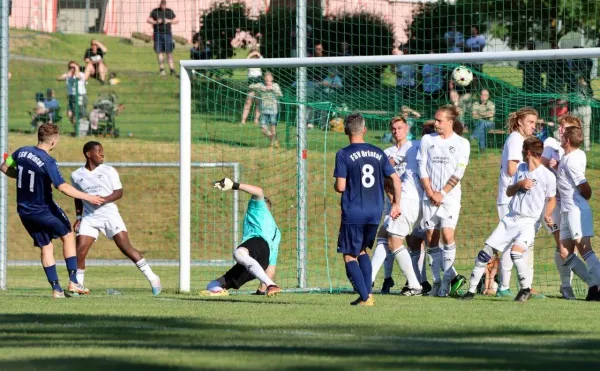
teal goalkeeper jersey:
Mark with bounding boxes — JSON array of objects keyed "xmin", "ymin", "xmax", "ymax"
[{"xmin": 241, "ymin": 199, "xmax": 280, "ymax": 266}]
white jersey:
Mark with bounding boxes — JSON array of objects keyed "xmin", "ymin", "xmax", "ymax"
[
  {"xmin": 388, "ymin": 140, "xmax": 423, "ymax": 201},
  {"xmin": 418, "ymin": 132, "xmax": 470, "ymax": 202},
  {"xmin": 508, "ymin": 162, "xmax": 556, "ymax": 218},
  {"xmin": 557, "ymin": 149, "xmax": 590, "ymax": 212},
  {"xmin": 71, "ymin": 164, "xmax": 122, "ymax": 217},
  {"xmin": 497, "ymin": 132, "xmax": 525, "ymax": 205},
  {"xmin": 542, "ymin": 137, "xmax": 564, "ymax": 171}
]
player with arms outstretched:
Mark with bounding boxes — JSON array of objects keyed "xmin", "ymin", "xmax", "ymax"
[
  {"xmin": 0, "ymin": 124, "xmax": 103, "ymax": 298},
  {"xmin": 418, "ymin": 105, "xmax": 470, "ymax": 297},
  {"xmin": 71, "ymin": 141, "xmax": 162, "ymax": 295},
  {"xmin": 202, "ymin": 178, "xmax": 281, "ymax": 297},
  {"xmin": 334, "ymin": 113, "xmax": 401, "ymax": 306},
  {"xmin": 461, "ymin": 137, "xmax": 556, "ymax": 302}
]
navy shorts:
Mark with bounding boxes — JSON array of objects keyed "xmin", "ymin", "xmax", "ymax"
[
  {"xmin": 337, "ymin": 224, "xmax": 379, "ymax": 256},
  {"xmin": 154, "ymin": 33, "xmax": 174, "ymax": 53},
  {"xmin": 20, "ymin": 206, "xmax": 72, "ymax": 248}
]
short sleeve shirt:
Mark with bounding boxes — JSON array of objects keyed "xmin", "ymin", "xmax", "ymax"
[
  {"xmin": 84, "ymin": 48, "xmax": 104, "ymax": 63},
  {"xmin": 150, "ymin": 7, "xmax": 176, "ymax": 34},
  {"xmin": 241, "ymin": 199, "xmax": 281, "ymax": 266},
  {"xmin": 71, "ymin": 164, "xmax": 122, "ymax": 217}
]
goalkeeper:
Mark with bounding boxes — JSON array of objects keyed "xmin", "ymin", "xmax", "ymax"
[{"xmin": 201, "ymin": 178, "xmax": 282, "ymax": 297}]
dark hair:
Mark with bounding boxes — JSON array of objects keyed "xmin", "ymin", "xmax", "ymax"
[
  {"xmin": 563, "ymin": 126, "xmax": 584, "ymax": 147},
  {"xmin": 68, "ymin": 60, "xmax": 77, "ymax": 69},
  {"xmin": 83, "ymin": 141, "xmax": 102, "ymax": 159},
  {"xmin": 264, "ymin": 196, "xmax": 272, "ymax": 209},
  {"xmin": 436, "ymin": 105, "xmax": 464, "ymax": 136},
  {"xmin": 422, "ymin": 120, "xmax": 436, "ymax": 135},
  {"xmin": 522, "ymin": 136, "xmax": 543, "ymax": 157},
  {"xmin": 38, "ymin": 123, "xmax": 59, "ymax": 143},
  {"xmin": 344, "ymin": 113, "xmax": 365, "ymax": 135}
]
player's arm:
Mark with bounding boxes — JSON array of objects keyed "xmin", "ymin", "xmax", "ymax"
[
  {"xmin": 214, "ymin": 178, "xmax": 265, "ymax": 200},
  {"xmin": 334, "ymin": 177, "xmax": 346, "ymax": 193},
  {"xmin": 102, "ymin": 189, "xmax": 123, "ymax": 203},
  {"xmin": 578, "ymin": 182, "xmax": 592, "ymax": 200},
  {"xmin": 567, "ymin": 159, "xmax": 592, "ymax": 200},
  {"xmin": 58, "ymin": 183, "xmax": 103, "ymax": 204},
  {"xmin": 441, "ymin": 140, "xmax": 471, "ymax": 195},
  {"xmin": 417, "ymin": 137, "xmax": 434, "ymax": 196},
  {"xmin": 506, "ymin": 174, "xmax": 533, "ymax": 197},
  {"xmin": 0, "ymin": 156, "xmax": 17, "ymax": 179},
  {"xmin": 543, "ymin": 196, "xmax": 556, "ymax": 226},
  {"xmin": 333, "ymin": 150, "xmax": 347, "ymax": 193},
  {"xmin": 103, "ymin": 167, "xmax": 124, "ymax": 203}
]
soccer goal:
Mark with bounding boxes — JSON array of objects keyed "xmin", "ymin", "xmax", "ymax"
[{"xmin": 179, "ymin": 47, "xmax": 600, "ymax": 295}]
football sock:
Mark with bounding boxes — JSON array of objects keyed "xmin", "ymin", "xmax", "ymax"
[
  {"xmin": 565, "ymin": 253, "xmax": 596, "ymax": 286},
  {"xmin": 233, "ymin": 248, "xmax": 275, "ymax": 287},
  {"xmin": 511, "ymin": 251, "xmax": 529, "ymax": 289},
  {"xmin": 345, "ymin": 260, "xmax": 369, "ymax": 301},
  {"xmin": 370, "ymin": 239, "xmax": 388, "ymax": 282},
  {"xmin": 428, "ymin": 246, "xmax": 443, "ymax": 283},
  {"xmin": 44, "ymin": 265, "xmax": 62, "ymax": 292},
  {"xmin": 582, "ymin": 250, "xmax": 600, "ymax": 284},
  {"xmin": 441, "ymin": 243, "xmax": 457, "ymax": 284},
  {"xmin": 383, "ymin": 251, "xmax": 394, "ymax": 279},
  {"xmin": 524, "ymin": 243, "xmax": 535, "ymax": 288},
  {"xmin": 393, "ymin": 246, "xmax": 420, "ymax": 289},
  {"xmin": 76, "ymin": 269, "xmax": 85, "ymax": 285},
  {"xmin": 409, "ymin": 249, "xmax": 421, "ymax": 282},
  {"xmin": 554, "ymin": 248, "xmax": 572, "ymax": 288},
  {"xmin": 357, "ymin": 254, "xmax": 373, "ymax": 294},
  {"xmin": 500, "ymin": 250, "xmax": 513, "ymax": 291},
  {"xmin": 469, "ymin": 248, "xmax": 493, "ymax": 293},
  {"xmin": 419, "ymin": 249, "xmax": 428, "ymax": 283},
  {"xmin": 136, "ymin": 258, "xmax": 158, "ymax": 281},
  {"xmin": 65, "ymin": 256, "xmax": 78, "ymax": 283}
]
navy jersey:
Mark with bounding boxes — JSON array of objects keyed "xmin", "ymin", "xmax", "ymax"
[
  {"xmin": 8, "ymin": 146, "xmax": 66, "ymax": 216},
  {"xmin": 334, "ymin": 143, "xmax": 395, "ymax": 224}
]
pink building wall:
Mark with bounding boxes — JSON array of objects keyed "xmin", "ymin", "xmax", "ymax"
[{"xmin": 10, "ymin": 0, "xmax": 415, "ymax": 44}]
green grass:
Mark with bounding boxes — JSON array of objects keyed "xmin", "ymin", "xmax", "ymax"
[{"xmin": 2, "ymin": 290, "xmax": 600, "ymax": 370}]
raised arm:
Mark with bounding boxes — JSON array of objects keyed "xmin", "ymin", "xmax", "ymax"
[
  {"xmin": 214, "ymin": 178, "xmax": 264, "ymax": 200},
  {"xmin": 95, "ymin": 40, "xmax": 108, "ymax": 52}
]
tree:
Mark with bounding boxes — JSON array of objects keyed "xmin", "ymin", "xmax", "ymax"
[{"xmin": 200, "ymin": 2, "xmax": 254, "ymax": 59}]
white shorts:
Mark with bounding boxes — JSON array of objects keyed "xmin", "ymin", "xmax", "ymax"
[
  {"xmin": 485, "ymin": 213, "xmax": 538, "ymax": 252},
  {"xmin": 385, "ymin": 200, "xmax": 422, "ymax": 238},
  {"xmin": 422, "ymin": 200, "xmax": 461, "ymax": 230},
  {"xmin": 78, "ymin": 212, "xmax": 127, "ymax": 240},
  {"xmin": 497, "ymin": 204, "xmax": 509, "ymax": 221},
  {"xmin": 560, "ymin": 208, "xmax": 594, "ymax": 240}
]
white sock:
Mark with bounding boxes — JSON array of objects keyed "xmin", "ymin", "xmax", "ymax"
[
  {"xmin": 468, "ymin": 261, "xmax": 487, "ymax": 293},
  {"xmin": 409, "ymin": 249, "xmax": 421, "ymax": 282},
  {"xmin": 76, "ymin": 269, "xmax": 85, "ymax": 285},
  {"xmin": 511, "ymin": 251, "xmax": 529, "ymax": 289},
  {"xmin": 441, "ymin": 243, "xmax": 457, "ymax": 285},
  {"xmin": 428, "ymin": 246, "xmax": 443, "ymax": 283},
  {"xmin": 566, "ymin": 253, "xmax": 596, "ymax": 286},
  {"xmin": 419, "ymin": 249, "xmax": 428, "ymax": 283},
  {"xmin": 136, "ymin": 258, "xmax": 158, "ymax": 281},
  {"xmin": 500, "ymin": 250, "xmax": 513, "ymax": 291},
  {"xmin": 582, "ymin": 250, "xmax": 600, "ymax": 285},
  {"xmin": 524, "ymin": 243, "xmax": 535, "ymax": 289},
  {"xmin": 233, "ymin": 248, "xmax": 275, "ymax": 287},
  {"xmin": 383, "ymin": 252, "xmax": 394, "ymax": 279},
  {"xmin": 554, "ymin": 248, "xmax": 572, "ymax": 288},
  {"xmin": 393, "ymin": 246, "xmax": 421, "ymax": 289},
  {"xmin": 371, "ymin": 239, "xmax": 388, "ymax": 282}
]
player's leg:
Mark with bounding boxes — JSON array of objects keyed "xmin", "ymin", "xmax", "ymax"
[
  {"xmin": 460, "ymin": 244, "xmax": 497, "ymax": 300},
  {"xmin": 356, "ymin": 224, "xmax": 380, "ymax": 299},
  {"xmin": 547, "ymin": 209, "xmax": 575, "ymax": 298},
  {"xmin": 232, "ymin": 237, "xmax": 279, "ymax": 295},
  {"xmin": 386, "ymin": 207, "xmax": 421, "ymax": 295},
  {"xmin": 59, "ymin": 231, "xmax": 90, "ymax": 295},
  {"xmin": 338, "ymin": 224, "xmax": 371, "ymax": 304},
  {"xmin": 408, "ymin": 230, "xmax": 432, "ymax": 293},
  {"xmin": 510, "ymin": 242, "xmax": 532, "ymax": 302},
  {"xmin": 371, "ymin": 225, "xmax": 393, "ymax": 293},
  {"xmin": 202, "ymin": 264, "xmax": 246, "ymax": 296},
  {"xmin": 75, "ymin": 235, "xmax": 95, "ymax": 285},
  {"xmin": 113, "ymin": 231, "xmax": 162, "ymax": 295},
  {"xmin": 438, "ymin": 226, "xmax": 458, "ymax": 297},
  {"xmin": 423, "ymin": 201, "xmax": 443, "ymax": 294}
]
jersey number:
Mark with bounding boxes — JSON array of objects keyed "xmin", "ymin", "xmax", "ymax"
[
  {"xmin": 361, "ymin": 164, "xmax": 375, "ymax": 188},
  {"xmin": 17, "ymin": 166, "xmax": 35, "ymax": 192}
]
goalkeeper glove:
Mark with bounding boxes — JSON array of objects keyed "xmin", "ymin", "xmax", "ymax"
[{"xmin": 214, "ymin": 178, "xmax": 239, "ymax": 191}]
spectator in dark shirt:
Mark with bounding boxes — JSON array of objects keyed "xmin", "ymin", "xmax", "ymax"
[
  {"xmin": 147, "ymin": 0, "xmax": 179, "ymax": 77},
  {"xmin": 83, "ymin": 39, "xmax": 108, "ymax": 84},
  {"xmin": 190, "ymin": 39, "xmax": 211, "ymax": 61},
  {"xmin": 545, "ymin": 43, "xmax": 570, "ymax": 94}
]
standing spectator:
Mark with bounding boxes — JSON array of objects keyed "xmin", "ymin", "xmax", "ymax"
[
  {"xmin": 444, "ymin": 22, "xmax": 464, "ymax": 53},
  {"xmin": 545, "ymin": 43, "xmax": 570, "ymax": 94},
  {"xmin": 572, "ymin": 76, "xmax": 594, "ymax": 151},
  {"xmin": 471, "ymin": 89, "xmax": 495, "ymax": 151},
  {"xmin": 422, "ymin": 50, "xmax": 444, "ymax": 99},
  {"xmin": 249, "ymin": 72, "xmax": 283, "ymax": 149},
  {"xmin": 44, "ymin": 89, "xmax": 60, "ymax": 122},
  {"xmin": 518, "ymin": 42, "xmax": 543, "ymax": 93},
  {"xmin": 83, "ymin": 39, "xmax": 108, "ymax": 84},
  {"xmin": 57, "ymin": 61, "xmax": 88, "ymax": 125},
  {"xmin": 395, "ymin": 46, "xmax": 417, "ymax": 103},
  {"xmin": 465, "ymin": 26, "xmax": 486, "ymax": 74},
  {"xmin": 241, "ymin": 49, "xmax": 263, "ymax": 125},
  {"xmin": 321, "ymin": 68, "xmax": 343, "ymax": 94},
  {"xmin": 147, "ymin": 0, "xmax": 179, "ymax": 77}
]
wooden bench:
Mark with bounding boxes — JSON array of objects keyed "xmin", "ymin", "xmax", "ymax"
[{"xmin": 486, "ymin": 129, "xmax": 507, "ymax": 149}]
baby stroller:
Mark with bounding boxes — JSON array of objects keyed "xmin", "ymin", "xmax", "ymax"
[{"xmin": 89, "ymin": 93, "xmax": 123, "ymax": 137}]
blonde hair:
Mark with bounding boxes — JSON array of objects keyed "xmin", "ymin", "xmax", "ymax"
[
  {"xmin": 558, "ymin": 114, "xmax": 582, "ymax": 128},
  {"xmin": 507, "ymin": 107, "xmax": 538, "ymax": 135}
]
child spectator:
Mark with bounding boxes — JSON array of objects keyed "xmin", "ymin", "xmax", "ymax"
[
  {"xmin": 84, "ymin": 39, "xmax": 108, "ymax": 84},
  {"xmin": 249, "ymin": 72, "xmax": 283, "ymax": 148},
  {"xmin": 241, "ymin": 49, "xmax": 263, "ymax": 125}
]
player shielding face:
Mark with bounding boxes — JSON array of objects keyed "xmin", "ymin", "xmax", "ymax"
[
  {"xmin": 556, "ymin": 126, "xmax": 600, "ymax": 301},
  {"xmin": 71, "ymin": 142, "xmax": 161, "ymax": 295},
  {"xmin": 418, "ymin": 105, "xmax": 471, "ymax": 297},
  {"xmin": 461, "ymin": 137, "xmax": 556, "ymax": 302},
  {"xmin": 203, "ymin": 178, "xmax": 282, "ymax": 297},
  {"xmin": 334, "ymin": 113, "xmax": 401, "ymax": 306},
  {"xmin": 0, "ymin": 124, "xmax": 103, "ymax": 298}
]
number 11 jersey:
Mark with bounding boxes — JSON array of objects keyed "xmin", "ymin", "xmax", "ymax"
[{"xmin": 334, "ymin": 143, "xmax": 395, "ymax": 224}]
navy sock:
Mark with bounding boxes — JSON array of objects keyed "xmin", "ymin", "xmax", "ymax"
[
  {"xmin": 357, "ymin": 254, "xmax": 373, "ymax": 294},
  {"xmin": 345, "ymin": 260, "xmax": 369, "ymax": 301},
  {"xmin": 65, "ymin": 256, "xmax": 78, "ymax": 283},
  {"xmin": 44, "ymin": 265, "xmax": 62, "ymax": 291}
]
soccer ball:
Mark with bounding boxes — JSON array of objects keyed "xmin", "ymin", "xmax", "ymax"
[{"xmin": 452, "ymin": 66, "xmax": 473, "ymax": 87}]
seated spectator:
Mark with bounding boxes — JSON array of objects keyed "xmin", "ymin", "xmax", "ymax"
[
  {"xmin": 44, "ymin": 88, "xmax": 60, "ymax": 122},
  {"xmin": 321, "ymin": 68, "xmax": 343, "ymax": 94},
  {"xmin": 190, "ymin": 39, "xmax": 212, "ymax": 60},
  {"xmin": 30, "ymin": 101, "xmax": 49, "ymax": 130},
  {"xmin": 58, "ymin": 61, "xmax": 88, "ymax": 125},
  {"xmin": 444, "ymin": 21, "xmax": 464, "ymax": 53},
  {"xmin": 422, "ymin": 51, "xmax": 444, "ymax": 98},
  {"xmin": 471, "ymin": 89, "xmax": 495, "ymax": 151},
  {"xmin": 84, "ymin": 39, "xmax": 108, "ymax": 84}
]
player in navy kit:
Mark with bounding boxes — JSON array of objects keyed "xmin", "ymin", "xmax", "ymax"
[
  {"xmin": 334, "ymin": 113, "xmax": 402, "ymax": 306},
  {"xmin": 0, "ymin": 124, "xmax": 104, "ymax": 298}
]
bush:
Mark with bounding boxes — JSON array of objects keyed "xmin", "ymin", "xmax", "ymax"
[{"xmin": 200, "ymin": 2, "xmax": 255, "ymax": 59}]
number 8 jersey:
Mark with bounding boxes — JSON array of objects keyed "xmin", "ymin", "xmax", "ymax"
[{"xmin": 334, "ymin": 143, "xmax": 395, "ymax": 224}]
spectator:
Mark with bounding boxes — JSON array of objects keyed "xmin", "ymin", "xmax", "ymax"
[
  {"xmin": 290, "ymin": 24, "xmax": 313, "ymax": 57},
  {"xmin": 549, "ymin": 98, "xmax": 569, "ymax": 136},
  {"xmin": 241, "ymin": 49, "xmax": 263, "ymax": 125},
  {"xmin": 314, "ymin": 42, "xmax": 325, "ymax": 58},
  {"xmin": 471, "ymin": 89, "xmax": 495, "ymax": 151},
  {"xmin": 444, "ymin": 21, "xmax": 464, "ymax": 53},
  {"xmin": 147, "ymin": 0, "xmax": 179, "ymax": 77},
  {"xmin": 249, "ymin": 72, "xmax": 283, "ymax": 148},
  {"xmin": 569, "ymin": 46, "xmax": 593, "ymax": 91},
  {"xmin": 518, "ymin": 42, "xmax": 543, "ymax": 93},
  {"xmin": 44, "ymin": 88, "xmax": 60, "ymax": 122},
  {"xmin": 83, "ymin": 39, "xmax": 108, "ymax": 84},
  {"xmin": 321, "ymin": 68, "xmax": 343, "ymax": 94},
  {"xmin": 422, "ymin": 50, "xmax": 444, "ymax": 98},
  {"xmin": 57, "ymin": 61, "xmax": 88, "ymax": 125},
  {"xmin": 340, "ymin": 41, "xmax": 352, "ymax": 57},
  {"xmin": 545, "ymin": 43, "xmax": 570, "ymax": 94},
  {"xmin": 572, "ymin": 76, "xmax": 594, "ymax": 151},
  {"xmin": 465, "ymin": 26, "xmax": 486, "ymax": 73},
  {"xmin": 190, "ymin": 39, "xmax": 211, "ymax": 61},
  {"xmin": 30, "ymin": 101, "xmax": 49, "ymax": 130},
  {"xmin": 395, "ymin": 46, "xmax": 417, "ymax": 103}
]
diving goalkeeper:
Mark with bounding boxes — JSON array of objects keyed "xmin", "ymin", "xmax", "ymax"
[{"xmin": 201, "ymin": 178, "xmax": 282, "ymax": 297}]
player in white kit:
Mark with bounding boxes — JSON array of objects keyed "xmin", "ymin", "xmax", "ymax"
[
  {"xmin": 461, "ymin": 137, "xmax": 556, "ymax": 302},
  {"xmin": 71, "ymin": 141, "xmax": 162, "ymax": 295},
  {"xmin": 418, "ymin": 105, "xmax": 471, "ymax": 297},
  {"xmin": 495, "ymin": 107, "xmax": 538, "ymax": 298},
  {"xmin": 556, "ymin": 126, "xmax": 600, "ymax": 301}
]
